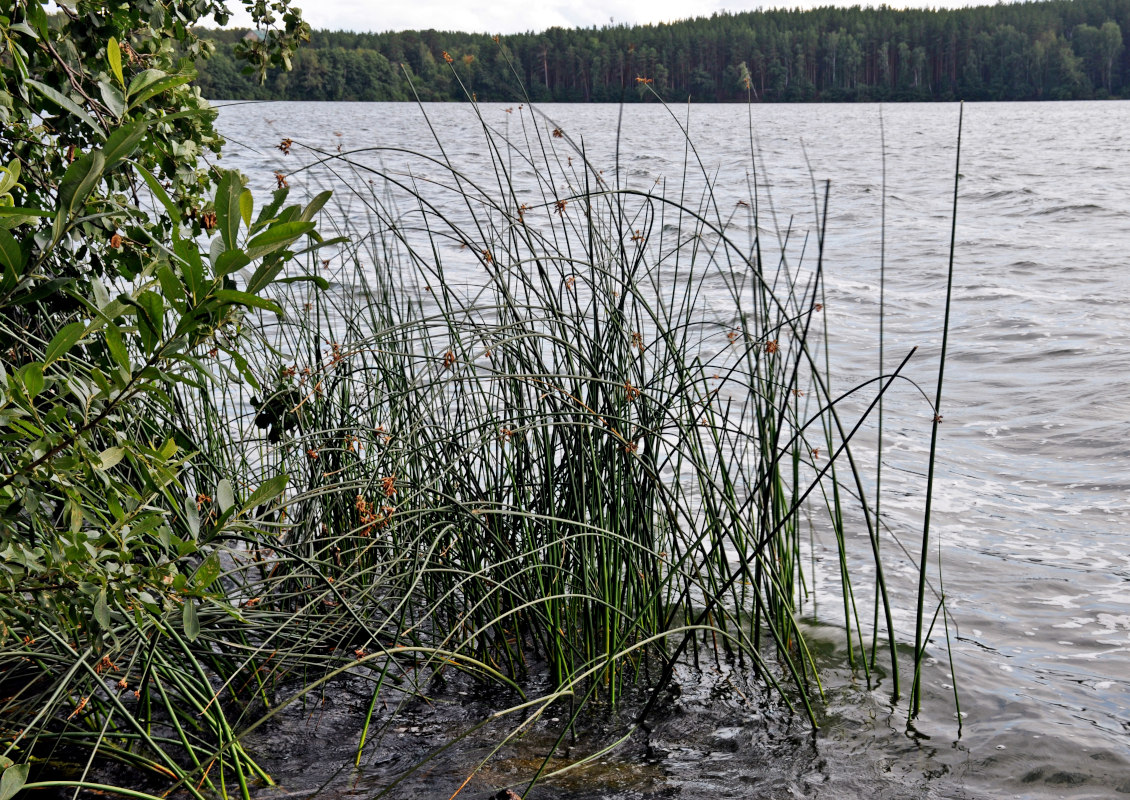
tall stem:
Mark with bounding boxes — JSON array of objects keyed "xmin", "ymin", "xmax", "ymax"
[{"xmin": 911, "ymin": 101, "xmax": 963, "ymax": 718}]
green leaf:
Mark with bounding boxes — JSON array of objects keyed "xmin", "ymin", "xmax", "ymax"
[
  {"xmin": 243, "ymin": 474, "xmax": 288, "ymax": 512},
  {"xmin": 26, "ymin": 0, "xmax": 49, "ymax": 37},
  {"xmin": 127, "ymin": 73, "xmax": 193, "ymax": 110},
  {"xmin": 9, "ymin": 278, "xmax": 70, "ymax": 307},
  {"xmin": 300, "ymin": 189, "xmax": 332, "ymax": 222},
  {"xmin": 170, "ymin": 352, "xmax": 217, "ymax": 385},
  {"xmin": 245, "ymin": 220, "xmax": 314, "ymax": 261},
  {"xmin": 44, "ymin": 321, "xmax": 86, "ymax": 365},
  {"xmin": 103, "ymin": 323, "xmax": 129, "ymax": 371},
  {"xmin": 136, "ymin": 290, "xmax": 164, "ymax": 355},
  {"xmin": 0, "ymin": 206, "xmax": 52, "ymax": 219},
  {"xmin": 217, "ymin": 478, "xmax": 235, "ymax": 513},
  {"xmin": 0, "ymin": 229, "xmax": 25, "ymax": 280},
  {"xmin": 90, "ymin": 367, "xmax": 112, "ymax": 396},
  {"xmin": 91, "ymin": 278, "xmax": 109, "ymax": 309},
  {"xmin": 229, "ymin": 349, "xmax": 261, "ymax": 391},
  {"xmin": 184, "ymin": 495, "xmax": 200, "ymax": 539},
  {"xmin": 289, "ymin": 234, "xmax": 348, "ymax": 260},
  {"xmin": 239, "ymin": 188, "xmax": 253, "ymax": 228},
  {"xmin": 167, "ymin": 369, "xmax": 206, "ymax": 390},
  {"xmin": 278, "ymin": 274, "xmax": 331, "ymax": 290},
  {"xmin": 108, "ymin": 37, "xmax": 124, "ymax": 87},
  {"xmin": 8, "ymin": 22, "xmax": 37, "ymax": 39},
  {"xmin": 0, "ymin": 762, "xmax": 29, "ymax": 800},
  {"xmin": 9, "ymin": 45, "xmax": 29, "ymax": 88},
  {"xmin": 98, "ymin": 80, "xmax": 126, "ymax": 119},
  {"xmin": 97, "ymin": 446, "xmax": 126, "ymax": 471},
  {"xmin": 134, "ymin": 162, "xmax": 181, "ymax": 224},
  {"xmin": 193, "ymin": 552, "xmax": 221, "ymax": 591},
  {"xmin": 103, "ymin": 120, "xmax": 148, "ymax": 168},
  {"xmin": 174, "ymin": 239, "xmax": 204, "ymax": 302},
  {"xmin": 27, "ymin": 79, "xmax": 103, "ymax": 135},
  {"xmin": 214, "ymin": 289, "xmax": 283, "ymax": 315},
  {"xmin": 215, "ymin": 248, "xmax": 250, "ymax": 278},
  {"xmin": 8, "ymin": 419, "xmax": 43, "ymax": 438},
  {"xmin": 215, "ymin": 171, "xmax": 243, "ymax": 251},
  {"xmin": 156, "ymin": 263, "xmax": 186, "ymax": 308},
  {"xmin": 208, "ymin": 234, "xmax": 225, "ymax": 267},
  {"xmin": 170, "ymin": 305, "xmax": 211, "ymax": 343},
  {"xmin": 183, "ymin": 599, "xmax": 200, "ymax": 641},
  {"xmin": 58, "ymin": 151, "xmax": 106, "ymax": 219},
  {"xmin": 94, "ymin": 588, "xmax": 111, "ymax": 628},
  {"xmin": 21, "ymin": 363, "xmax": 43, "ymax": 398},
  {"xmin": 244, "ymin": 257, "xmax": 285, "ymax": 297},
  {"xmin": 253, "ymin": 187, "xmax": 289, "ymax": 230},
  {"xmin": 127, "ymin": 68, "xmax": 168, "ymax": 98},
  {"xmin": 0, "ymin": 161, "xmax": 20, "ymax": 195}
]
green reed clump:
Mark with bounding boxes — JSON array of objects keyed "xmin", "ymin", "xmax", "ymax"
[
  {"xmin": 2, "ymin": 95, "xmax": 950, "ymax": 798},
  {"xmin": 194, "ymin": 99, "xmax": 924, "ymax": 725}
]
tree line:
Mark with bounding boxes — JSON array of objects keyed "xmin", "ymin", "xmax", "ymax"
[{"xmin": 194, "ymin": 0, "xmax": 1130, "ymax": 102}]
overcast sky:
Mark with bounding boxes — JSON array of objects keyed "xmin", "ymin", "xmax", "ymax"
[{"xmin": 221, "ymin": 0, "xmax": 989, "ymax": 35}]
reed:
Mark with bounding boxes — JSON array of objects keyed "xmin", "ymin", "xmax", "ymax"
[
  {"xmin": 204, "ymin": 97, "xmax": 928, "ymax": 748},
  {"xmin": 1, "ymin": 96, "xmax": 954, "ymax": 797}
]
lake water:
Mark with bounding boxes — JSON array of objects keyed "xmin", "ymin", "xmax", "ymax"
[{"xmin": 215, "ymin": 100, "xmax": 1130, "ymax": 799}]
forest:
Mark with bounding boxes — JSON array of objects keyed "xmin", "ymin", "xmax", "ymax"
[{"xmin": 194, "ymin": 0, "xmax": 1129, "ymax": 102}]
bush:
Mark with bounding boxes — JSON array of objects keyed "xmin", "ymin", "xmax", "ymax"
[{"xmin": 0, "ymin": 2, "xmax": 331, "ymax": 795}]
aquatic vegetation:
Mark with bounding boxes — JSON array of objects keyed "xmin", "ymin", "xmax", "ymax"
[
  {"xmin": 0, "ymin": 9, "xmax": 959, "ymax": 789},
  {"xmin": 161, "ymin": 98, "xmax": 956, "ymax": 792}
]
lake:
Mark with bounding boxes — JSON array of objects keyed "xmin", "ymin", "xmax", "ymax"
[{"xmin": 215, "ymin": 100, "xmax": 1130, "ymax": 799}]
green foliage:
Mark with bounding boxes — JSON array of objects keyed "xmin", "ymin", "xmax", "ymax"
[
  {"xmin": 155, "ymin": 99, "xmax": 949, "ymax": 794},
  {"xmin": 0, "ymin": 0, "xmax": 322, "ymax": 789},
  {"xmin": 0, "ymin": 0, "xmax": 311, "ymax": 289},
  {"xmin": 0, "ymin": 758, "xmax": 28, "ymax": 800},
  {"xmin": 194, "ymin": 0, "xmax": 1129, "ymax": 102},
  {"xmin": 0, "ymin": 1, "xmax": 957, "ymax": 792}
]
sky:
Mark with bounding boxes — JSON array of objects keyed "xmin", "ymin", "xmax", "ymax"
[{"xmin": 220, "ymin": 0, "xmax": 989, "ymax": 35}]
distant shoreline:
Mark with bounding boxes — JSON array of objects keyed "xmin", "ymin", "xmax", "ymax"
[{"xmin": 195, "ymin": 1, "xmax": 1129, "ymax": 104}]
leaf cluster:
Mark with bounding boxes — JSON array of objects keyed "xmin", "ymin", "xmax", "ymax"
[{"xmin": 0, "ymin": 0, "xmax": 325, "ymax": 791}]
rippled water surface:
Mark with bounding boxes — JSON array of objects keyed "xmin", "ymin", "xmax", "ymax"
[{"xmin": 215, "ymin": 101, "xmax": 1130, "ymax": 799}]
